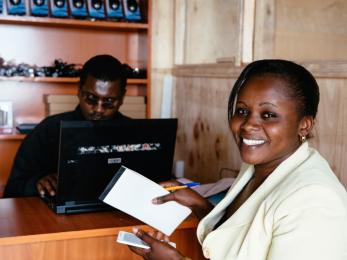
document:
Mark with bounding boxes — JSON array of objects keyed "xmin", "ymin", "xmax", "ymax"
[{"xmin": 99, "ymin": 166, "xmax": 192, "ymax": 236}]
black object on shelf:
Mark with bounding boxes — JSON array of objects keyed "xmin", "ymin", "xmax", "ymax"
[
  {"xmin": 6, "ymin": 0, "xmax": 26, "ymax": 15},
  {"xmin": 16, "ymin": 123, "xmax": 38, "ymax": 134},
  {"xmin": 105, "ymin": 0, "xmax": 124, "ymax": 20},
  {"xmin": 30, "ymin": 0, "xmax": 49, "ymax": 17},
  {"xmin": 39, "ymin": 59, "xmax": 82, "ymax": 77},
  {"xmin": 68, "ymin": 0, "xmax": 88, "ymax": 18},
  {"xmin": 123, "ymin": 63, "xmax": 146, "ymax": 79},
  {"xmin": 0, "ymin": 58, "xmax": 82, "ymax": 78},
  {"xmin": 122, "ymin": 0, "xmax": 142, "ymax": 22},
  {"xmin": 49, "ymin": 0, "xmax": 69, "ymax": 18},
  {"xmin": 87, "ymin": 0, "xmax": 106, "ymax": 19}
]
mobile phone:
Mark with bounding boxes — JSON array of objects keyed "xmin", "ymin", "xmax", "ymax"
[{"xmin": 116, "ymin": 231, "xmax": 150, "ymax": 249}]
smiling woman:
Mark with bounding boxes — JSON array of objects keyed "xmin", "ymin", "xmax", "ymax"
[{"xmin": 127, "ymin": 60, "xmax": 347, "ymax": 260}]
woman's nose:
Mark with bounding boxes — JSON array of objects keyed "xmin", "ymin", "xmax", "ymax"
[{"xmin": 241, "ymin": 114, "xmax": 260, "ymax": 131}]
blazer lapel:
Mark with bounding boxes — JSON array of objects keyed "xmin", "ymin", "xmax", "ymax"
[{"xmin": 222, "ymin": 142, "xmax": 311, "ymax": 227}]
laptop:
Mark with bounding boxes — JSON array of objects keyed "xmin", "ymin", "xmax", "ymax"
[{"xmin": 45, "ymin": 119, "xmax": 177, "ymax": 214}]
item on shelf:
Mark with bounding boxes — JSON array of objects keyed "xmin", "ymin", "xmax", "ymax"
[
  {"xmin": 68, "ymin": 0, "xmax": 88, "ymax": 18},
  {"xmin": 105, "ymin": 0, "xmax": 124, "ymax": 20},
  {"xmin": 0, "ymin": 60, "xmax": 35, "ymax": 77},
  {"xmin": 122, "ymin": 0, "xmax": 142, "ymax": 22},
  {"xmin": 41, "ymin": 59, "xmax": 82, "ymax": 77},
  {"xmin": 30, "ymin": 0, "xmax": 49, "ymax": 16},
  {"xmin": 0, "ymin": 57, "xmax": 82, "ymax": 77},
  {"xmin": 6, "ymin": 0, "xmax": 26, "ymax": 15},
  {"xmin": 49, "ymin": 0, "xmax": 69, "ymax": 17},
  {"xmin": 123, "ymin": 64, "xmax": 146, "ymax": 79},
  {"xmin": 16, "ymin": 123, "xmax": 38, "ymax": 134},
  {"xmin": 0, "ymin": 101, "xmax": 13, "ymax": 134},
  {"xmin": 87, "ymin": 0, "xmax": 106, "ymax": 19},
  {"xmin": 0, "ymin": 0, "xmax": 3, "ymax": 14}
]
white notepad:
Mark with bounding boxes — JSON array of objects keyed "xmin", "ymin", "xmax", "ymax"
[{"xmin": 99, "ymin": 166, "xmax": 192, "ymax": 236}]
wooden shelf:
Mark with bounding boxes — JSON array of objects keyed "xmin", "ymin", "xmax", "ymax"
[
  {"xmin": 0, "ymin": 134, "xmax": 25, "ymax": 141},
  {"xmin": 0, "ymin": 15, "xmax": 148, "ymax": 30},
  {"xmin": 0, "ymin": 76, "xmax": 148, "ymax": 84}
]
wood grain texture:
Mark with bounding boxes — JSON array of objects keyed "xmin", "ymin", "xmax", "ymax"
[
  {"xmin": 0, "ymin": 198, "xmax": 204, "ymax": 260},
  {"xmin": 0, "ymin": 139, "xmax": 22, "ymax": 197},
  {"xmin": 311, "ymin": 78, "xmax": 347, "ymax": 186},
  {"xmin": 254, "ymin": 0, "xmax": 347, "ymax": 60},
  {"xmin": 253, "ymin": 0, "xmax": 275, "ymax": 60},
  {"xmin": 183, "ymin": 0, "xmax": 241, "ymax": 64},
  {"xmin": 173, "ymin": 75, "xmax": 241, "ymax": 183}
]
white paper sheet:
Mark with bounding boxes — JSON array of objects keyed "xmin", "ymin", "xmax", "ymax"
[{"xmin": 101, "ymin": 166, "xmax": 192, "ymax": 236}]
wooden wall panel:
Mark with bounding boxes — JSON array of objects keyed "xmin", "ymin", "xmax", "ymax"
[
  {"xmin": 173, "ymin": 64, "xmax": 242, "ymax": 183},
  {"xmin": 311, "ymin": 78, "xmax": 347, "ymax": 186},
  {"xmin": 150, "ymin": 0, "xmax": 175, "ymax": 118},
  {"xmin": 183, "ymin": 0, "xmax": 241, "ymax": 64},
  {"xmin": 254, "ymin": 0, "xmax": 347, "ymax": 60}
]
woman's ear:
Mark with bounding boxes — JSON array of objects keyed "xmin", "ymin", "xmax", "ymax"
[{"xmin": 299, "ymin": 115, "xmax": 314, "ymax": 137}]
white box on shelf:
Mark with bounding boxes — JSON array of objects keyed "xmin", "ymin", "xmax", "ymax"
[{"xmin": 0, "ymin": 101, "xmax": 13, "ymax": 134}]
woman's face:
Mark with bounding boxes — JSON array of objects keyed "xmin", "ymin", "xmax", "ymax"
[{"xmin": 230, "ymin": 75, "xmax": 310, "ymax": 173}]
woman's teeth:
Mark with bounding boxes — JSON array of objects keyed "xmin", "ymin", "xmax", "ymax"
[{"xmin": 242, "ymin": 138, "xmax": 265, "ymax": 146}]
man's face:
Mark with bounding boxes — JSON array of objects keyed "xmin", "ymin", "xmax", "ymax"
[{"xmin": 78, "ymin": 75, "xmax": 124, "ymax": 120}]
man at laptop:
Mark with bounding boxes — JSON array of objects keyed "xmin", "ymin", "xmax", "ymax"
[{"xmin": 4, "ymin": 54, "xmax": 130, "ymax": 198}]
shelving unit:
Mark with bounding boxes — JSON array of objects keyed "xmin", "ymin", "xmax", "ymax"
[
  {"xmin": 0, "ymin": 76, "xmax": 147, "ymax": 84},
  {"xmin": 0, "ymin": 15, "xmax": 149, "ymax": 29},
  {"xmin": 0, "ymin": 0, "xmax": 152, "ymax": 196}
]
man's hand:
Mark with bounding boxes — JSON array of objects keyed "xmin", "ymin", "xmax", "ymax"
[{"xmin": 36, "ymin": 173, "xmax": 58, "ymax": 197}]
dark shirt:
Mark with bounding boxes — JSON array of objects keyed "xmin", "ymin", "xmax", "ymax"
[{"xmin": 4, "ymin": 106, "xmax": 129, "ymax": 198}]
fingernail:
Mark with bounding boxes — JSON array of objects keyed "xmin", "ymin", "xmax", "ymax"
[
  {"xmin": 152, "ymin": 198, "xmax": 157, "ymax": 204},
  {"xmin": 132, "ymin": 227, "xmax": 139, "ymax": 234},
  {"xmin": 40, "ymin": 191, "xmax": 45, "ymax": 197}
]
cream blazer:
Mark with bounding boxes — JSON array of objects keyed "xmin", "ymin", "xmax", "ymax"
[{"xmin": 197, "ymin": 142, "xmax": 347, "ymax": 260}]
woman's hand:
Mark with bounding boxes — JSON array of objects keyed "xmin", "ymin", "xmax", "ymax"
[
  {"xmin": 153, "ymin": 180, "xmax": 214, "ymax": 220},
  {"xmin": 128, "ymin": 228, "xmax": 184, "ymax": 260}
]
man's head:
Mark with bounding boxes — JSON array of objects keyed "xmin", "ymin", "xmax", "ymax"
[{"xmin": 78, "ymin": 55, "xmax": 127, "ymax": 120}]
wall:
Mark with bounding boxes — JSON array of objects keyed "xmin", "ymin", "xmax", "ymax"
[
  {"xmin": 172, "ymin": 64, "xmax": 241, "ymax": 183},
  {"xmin": 151, "ymin": 0, "xmax": 347, "ymax": 188},
  {"xmin": 150, "ymin": 0, "xmax": 240, "ymax": 118},
  {"xmin": 254, "ymin": 0, "xmax": 347, "ymax": 60}
]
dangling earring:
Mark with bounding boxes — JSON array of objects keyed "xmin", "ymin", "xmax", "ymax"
[{"xmin": 300, "ymin": 135, "xmax": 306, "ymax": 143}]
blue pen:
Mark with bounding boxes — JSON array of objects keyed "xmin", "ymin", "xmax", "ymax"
[
  {"xmin": 165, "ymin": 182, "xmax": 200, "ymax": 191},
  {"xmin": 184, "ymin": 182, "xmax": 200, "ymax": 188}
]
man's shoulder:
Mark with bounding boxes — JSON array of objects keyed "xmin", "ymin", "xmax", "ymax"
[
  {"xmin": 42, "ymin": 110, "xmax": 77, "ymax": 123},
  {"xmin": 31, "ymin": 110, "xmax": 79, "ymax": 134},
  {"xmin": 116, "ymin": 112, "xmax": 132, "ymax": 121}
]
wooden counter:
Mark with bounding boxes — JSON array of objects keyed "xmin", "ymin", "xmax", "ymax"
[
  {"xmin": 0, "ymin": 197, "xmax": 204, "ymax": 259},
  {"xmin": 0, "ymin": 135, "xmax": 25, "ymax": 197}
]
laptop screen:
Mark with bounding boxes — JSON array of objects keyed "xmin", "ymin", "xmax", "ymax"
[{"xmin": 55, "ymin": 119, "xmax": 177, "ymax": 212}]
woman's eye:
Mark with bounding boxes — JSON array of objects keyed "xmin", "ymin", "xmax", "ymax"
[
  {"xmin": 263, "ymin": 112, "xmax": 277, "ymax": 119},
  {"xmin": 235, "ymin": 108, "xmax": 248, "ymax": 116}
]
